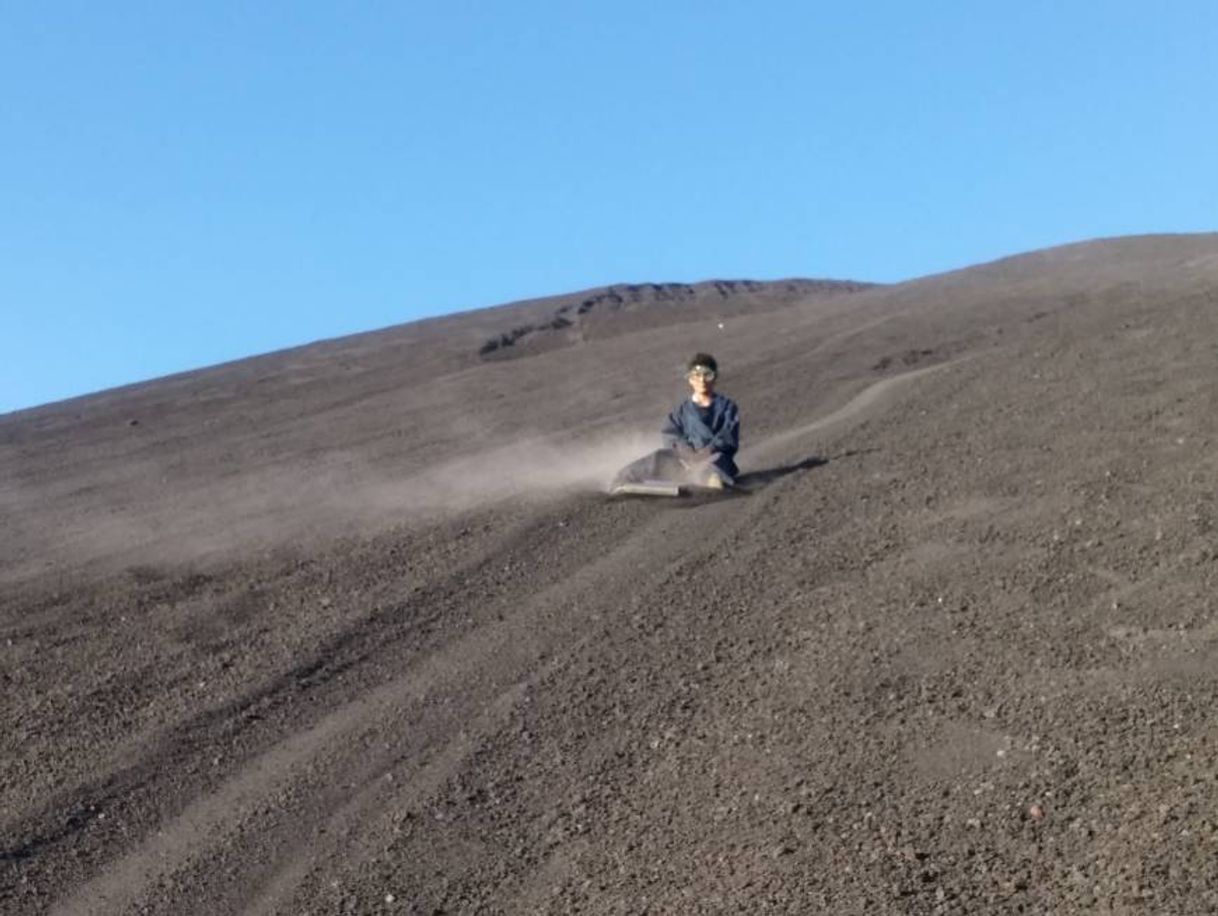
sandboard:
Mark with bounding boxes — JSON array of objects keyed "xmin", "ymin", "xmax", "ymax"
[{"xmin": 608, "ymin": 479, "xmax": 683, "ymax": 497}]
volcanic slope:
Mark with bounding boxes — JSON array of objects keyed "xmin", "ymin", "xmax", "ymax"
[{"xmin": 4, "ymin": 234, "xmax": 1218, "ymax": 914}]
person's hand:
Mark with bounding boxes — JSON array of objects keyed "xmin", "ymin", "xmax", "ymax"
[{"xmin": 675, "ymin": 443, "xmax": 712, "ymax": 468}]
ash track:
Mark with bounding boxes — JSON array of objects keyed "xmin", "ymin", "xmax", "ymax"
[
  {"xmin": 6, "ymin": 235, "xmax": 1218, "ymax": 913},
  {"xmin": 6, "ymin": 362, "xmax": 949, "ymax": 916},
  {"xmin": 35, "ymin": 365, "xmax": 944, "ymax": 916}
]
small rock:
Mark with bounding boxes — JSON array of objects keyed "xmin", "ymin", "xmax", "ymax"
[
  {"xmin": 384, "ymin": 892, "xmax": 396, "ymax": 904},
  {"xmin": 1029, "ymin": 804, "xmax": 1045, "ymax": 820}
]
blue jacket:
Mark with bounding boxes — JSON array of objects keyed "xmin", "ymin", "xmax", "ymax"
[{"xmin": 661, "ymin": 393, "xmax": 741, "ymax": 479}]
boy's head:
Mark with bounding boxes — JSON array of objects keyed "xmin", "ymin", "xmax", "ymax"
[
  {"xmin": 686, "ymin": 353, "xmax": 718, "ymax": 378},
  {"xmin": 686, "ymin": 353, "xmax": 718, "ymax": 397}
]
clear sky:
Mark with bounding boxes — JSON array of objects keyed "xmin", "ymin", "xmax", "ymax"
[{"xmin": 3, "ymin": 2, "xmax": 1216, "ymax": 413}]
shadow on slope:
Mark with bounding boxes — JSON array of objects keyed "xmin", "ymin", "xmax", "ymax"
[{"xmin": 737, "ymin": 454, "xmax": 829, "ymax": 490}]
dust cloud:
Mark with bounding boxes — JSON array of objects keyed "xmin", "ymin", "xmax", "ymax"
[
  {"xmin": 358, "ymin": 429, "xmax": 658, "ymax": 515},
  {"xmin": 1, "ymin": 430, "xmax": 661, "ymax": 582}
]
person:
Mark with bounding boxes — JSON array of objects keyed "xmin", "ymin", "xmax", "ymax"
[{"xmin": 611, "ymin": 353, "xmax": 741, "ymax": 491}]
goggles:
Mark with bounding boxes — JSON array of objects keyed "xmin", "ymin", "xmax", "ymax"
[{"xmin": 687, "ymin": 366, "xmax": 716, "ymax": 381}]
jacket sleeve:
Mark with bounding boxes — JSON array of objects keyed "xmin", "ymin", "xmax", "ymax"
[
  {"xmin": 707, "ymin": 401, "xmax": 740, "ymax": 455},
  {"xmin": 661, "ymin": 405, "xmax": 685, "ymax": 448}
]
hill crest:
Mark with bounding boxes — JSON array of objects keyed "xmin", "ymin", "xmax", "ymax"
[{"xmin": 475, "ymin": 277, "xmax": 875, "ymax": 358}]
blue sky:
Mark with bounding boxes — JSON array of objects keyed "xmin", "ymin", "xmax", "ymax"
[{"xmin": 3, "ymin": 2, "xmax": 1215, "ymax": 413}]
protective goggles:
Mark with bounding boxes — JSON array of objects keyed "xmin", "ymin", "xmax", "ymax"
[{"xmin": 687, "ymin": 366, "xmax": 716, "ymax": 381}]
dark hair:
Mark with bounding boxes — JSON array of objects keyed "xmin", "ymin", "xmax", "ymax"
[{"xmin": 687, "ymin": 352, "xmax": 718, "ymax": 373}]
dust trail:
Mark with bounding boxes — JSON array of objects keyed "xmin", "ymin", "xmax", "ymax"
[
  {"xmin": 356, "ymin": 429, "xmax": 659, "ymax": 515},
  {"xmin": 745, "ymin": 359, "xmax": 968, "ymax": 462},
  {"xmin": 0, "ymin": 430, "xmax": 663, "ymax": 582}
]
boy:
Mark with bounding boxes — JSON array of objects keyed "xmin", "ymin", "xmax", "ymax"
[{"xmin": 612, "ymin": 353, "xmax": 741, "ymax": 491}]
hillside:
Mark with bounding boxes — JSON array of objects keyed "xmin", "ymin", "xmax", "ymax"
[{"xmin": 3, "ymin": 234, "xmax": 1218, "ymax": 913}]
